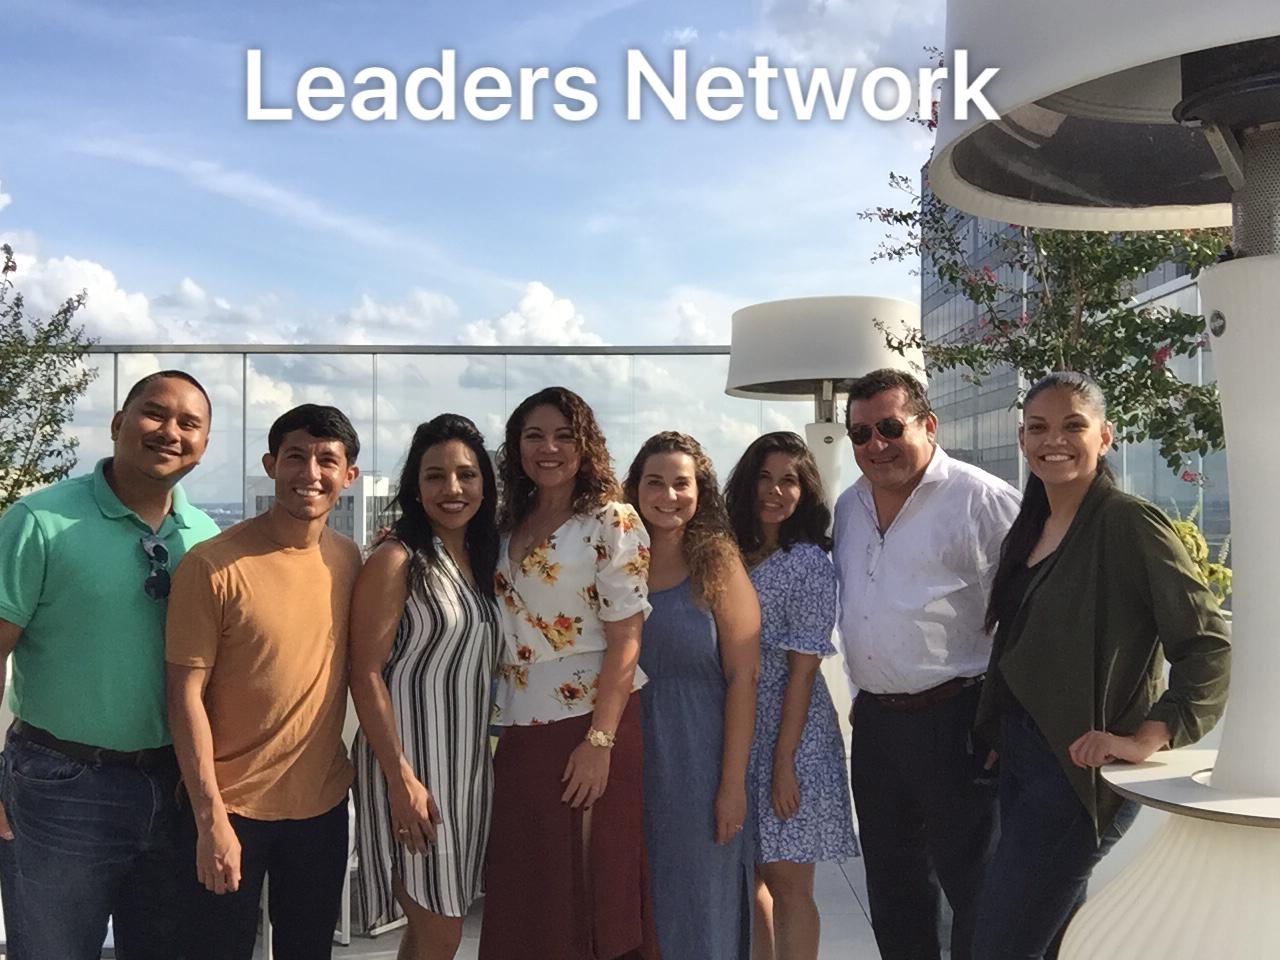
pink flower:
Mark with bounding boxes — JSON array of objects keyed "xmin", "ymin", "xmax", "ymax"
[
  {"xmin": 1181, "ymin": 470, "xmax": 1201, "ymax": 483},
  {"xmin": 981, "ymin": 265, "xmax": 997, "ymax": 283},
  {"xmin": 1152, "ymin": 345, "xmax": 1172, "ymax": 369},
  {"xmin": 1017, "ymin": 313, "xmax": 1030, "ymax": 327}
]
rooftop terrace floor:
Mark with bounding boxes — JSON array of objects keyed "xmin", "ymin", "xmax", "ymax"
[{"xmin": 279, "ymin": 856, "xmax": 879, "ymax": 959}]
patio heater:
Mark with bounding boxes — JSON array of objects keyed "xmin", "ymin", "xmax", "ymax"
[
  {"xmin": 930, "ymin": 3, "xmax": 1280, "ymax": 954},
  {"xmin": 725, "ymin": 295, "xmax": 923, "ymax": 511}
]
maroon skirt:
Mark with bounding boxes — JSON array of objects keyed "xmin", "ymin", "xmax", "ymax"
[{"xmin": 479, "ymin": 695, "xmax": 660, "ymax": 960}]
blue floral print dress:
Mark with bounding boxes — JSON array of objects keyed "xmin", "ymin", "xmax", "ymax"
[{"xmin": 749, "ymin": 542, "xmax": 859, "ymax": 863}]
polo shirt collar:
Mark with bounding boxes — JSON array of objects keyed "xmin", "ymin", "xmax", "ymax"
[
  {"xmin": 92, "ymin": 458, "xmax": 132, "ymax": 519},
  {"xmin": 92, "ymin": 457, "xmax": 194, "ymax": 530}
]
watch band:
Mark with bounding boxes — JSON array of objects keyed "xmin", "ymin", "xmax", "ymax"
[{"xmin": 585, "ymin": 727, "xmax": 616, "ymax": 748}]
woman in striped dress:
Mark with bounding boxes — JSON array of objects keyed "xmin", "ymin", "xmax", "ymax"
[{"xmin": 351, "ymin": 414, "xmax": 501, "ymax": 959}]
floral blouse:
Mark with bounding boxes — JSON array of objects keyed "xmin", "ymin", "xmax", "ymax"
[{"xmin": 493, "ymin": 501, "xmax": 652, "ymax": 726}]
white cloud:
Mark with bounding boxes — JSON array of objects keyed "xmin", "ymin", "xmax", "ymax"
[
  {"xmin": 673, "ymin": 301, "xmax": 717, "ymax": 344},
  {"xmin": 5, "ymin": 231, "xmax": 463, "ymax": 348},
  {"xmin": 604, "ymin": 284, "xmax": 741, "ymax": 345},
  {"xmin": 334, "ymin": 290, "xmax": 461, "ymax": 345},
  {"xmin": 664, "ymin": 26, "xmax": 699, "ymax": 45},
  {"xmin": 458, "ymin": 282, "xmax": 605, "ymax": 346},
  {"xmin": 12, "ymin": 250, "xmax": 162, "ymax": 341},
  {"xmin": 753, "ymin": 0, "xmax": 943, "ymax": 70}
]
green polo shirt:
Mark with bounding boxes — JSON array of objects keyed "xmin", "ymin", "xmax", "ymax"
[{"xmin": 0, "ymin": 458, "xmax": 220, "ymax": 750}]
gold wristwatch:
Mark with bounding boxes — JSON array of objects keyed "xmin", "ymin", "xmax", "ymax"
[{"xmin": 585, "ymin": 727, "xmax": 616, "ymax": 748}]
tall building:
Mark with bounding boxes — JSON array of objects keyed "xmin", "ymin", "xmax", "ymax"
[
  {"xmin": 244, "ymin": 473, "xmax": 393, "ymax": 547},
  {"xmin": 919, "ymin": 198, "xmax": 1229, "ymax": 548}
]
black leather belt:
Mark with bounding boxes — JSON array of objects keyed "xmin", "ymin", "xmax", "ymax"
[
  {"xmin": 859, "ymin": 674, "xmax": 984, "ymax": 712},
  {"xmin": 10, "ymin": 719, "xmax": 175, "ymax": 770}
]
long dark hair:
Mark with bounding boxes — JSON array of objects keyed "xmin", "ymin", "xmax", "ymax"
[
  {"xmin": 624, "ymin": 431, "xmax": 741, "ymax": 609},
  {"xmin": 724, "ymin": 431, "xmax": 831, "ymax": 555},
  {"xmin": 496, "ymin": 386, "xmax": 621, "ymax": 530},
  {"xmin": 984, "ymin": 372, "xmax": 1112, "ymax": 631},
  {"xmin": 390, "ymin": 414, "xmax": 499, "ymax": 600}
]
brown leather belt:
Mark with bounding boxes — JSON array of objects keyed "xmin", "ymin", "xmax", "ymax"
[
  {"xmin": 859, "ymin": 674, "xmax": 984, "ymax": 712},
  {"xmin": 9, "ymin": 719, "xmax": 175, "ymax": 771}
]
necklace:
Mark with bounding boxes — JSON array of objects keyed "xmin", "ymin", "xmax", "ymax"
[{"xmin": 513, "ymin": 507, "xmax": 573, "ymax": 563}]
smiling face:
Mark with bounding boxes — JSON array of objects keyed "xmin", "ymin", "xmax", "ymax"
[
  {"xmin": 847, "ymin": 387, "xmax": 937, "ymax": 494},
  {"xmin": 110, "ymin": 375, "xmax": 211, "ymax": 487},
  {"xmin": 518, "ymin": 404, "xmax": 582, "ymax": 496},
  {"xmin": 637, "ymin": 451, "xmax": 698, "ymax": 535},
  {"xmin": 419, "ymin": 439, "xmax": 484, "ymax": 534},
  {"xmin": 262, "ymin": 428, "xmax": 358, "ymax": 523},
  {"xmin": 756, "ymin": 451, "xmax": 802, "ymax": 535},
  {"xmin": 1020, "ymin": 386, "xmax": 1113, "ymax": 491}
]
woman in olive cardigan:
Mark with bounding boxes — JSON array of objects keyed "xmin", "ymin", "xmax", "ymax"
[{"xmin": 970, "ymin": 372, "xmax": 1231, "ymax": 960}]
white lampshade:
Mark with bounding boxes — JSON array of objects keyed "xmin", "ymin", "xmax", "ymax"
[
  {"xmin": 930, "ymin": 1, "xmax": 1280, "ymax": 230},
  {"xmin": 726, "ymin": 296, "xmax": 923, "ymax": 401}
]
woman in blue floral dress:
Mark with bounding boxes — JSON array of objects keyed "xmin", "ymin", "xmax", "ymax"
[{"xmin": 725, "ymin": 432, "xmax": 858, "ymax": 960}]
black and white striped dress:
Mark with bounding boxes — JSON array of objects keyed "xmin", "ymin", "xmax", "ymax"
[{"xmin": 353, "ymin": 543, "xmax": 500, "ymax": 922}]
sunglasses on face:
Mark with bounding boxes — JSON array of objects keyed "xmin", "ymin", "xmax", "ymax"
[
  {"xmin": 140, "ymin": 534, "xmax": 171, "ymax": 601},
  {"xmin": 847, "ymin": 416, "xmax": 919, "ymax": 446}
]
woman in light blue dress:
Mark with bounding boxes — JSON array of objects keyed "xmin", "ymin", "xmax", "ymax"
[
  {"xmin": 725, "ymin": 432, "xmax": 858, "ymax": 960},
  {"xmin": 625, "ymin": 432, "xmax": 761, "ymax": 960}
]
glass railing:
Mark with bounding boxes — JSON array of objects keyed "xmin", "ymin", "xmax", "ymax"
[
  {"xmin": 74, "ymin": 345, "xmax": 815, "ymax": 531},
  {"xmin": 70, "ymin": 341, "xmax": 1229, "ymax": 548}
]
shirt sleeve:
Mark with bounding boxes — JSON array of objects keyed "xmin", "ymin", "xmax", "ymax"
[
  {"xmin": 1121, "ymin": 501, "xmax": 1231, "ymax": 748},
  {"xmin": 0, "ymin": 505, "xmax": 47, "ymax": 629},
  {"xmin": 976, "ymin": 481, "xmax": 1021, "ymax": 600},
  {"xmin": 592, "ymin": 502, "xmax": 652, "ymax": 623},
  {"xmin": 165, "ymin": 549, "xmax": 223, "ymax": 668},
  {"xmin": 780, "ymin": 544, "xmax": 838, "ymax": 657}
]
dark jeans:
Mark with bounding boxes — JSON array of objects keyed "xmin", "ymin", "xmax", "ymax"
[
  {"xmin": 182, "ymin": 798, "xmax": 349, "ymax": 960},
  {"xmin": 851, "ymin": 683, "xmax": 998, "ymax": 960},
  {"xmin": 971, "ymin": 709, "xmax": 1140, "ymax": 960},
  {"xmin": 0, "ymin": 730, "xmax": 185, "ymax": 960}
]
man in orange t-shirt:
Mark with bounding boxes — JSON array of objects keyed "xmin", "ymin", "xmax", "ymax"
[{"xmin": 166, "ymin": 404, "xmax": 363, "ymax": 960}]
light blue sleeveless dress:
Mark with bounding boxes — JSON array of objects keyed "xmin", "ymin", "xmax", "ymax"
[{"xmin": 640, "ymin": 579, "xmax": 753, "ymax": 960}]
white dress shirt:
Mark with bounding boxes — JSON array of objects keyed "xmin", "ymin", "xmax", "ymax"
[{"xmin": 833, "ymin": 446, "xmax": 1021, "ymax": 697}]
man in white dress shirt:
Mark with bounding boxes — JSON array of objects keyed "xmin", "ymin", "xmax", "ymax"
[{"xmin": 833, "ymin": 368, "xmax": 1020, "ymax": 960}]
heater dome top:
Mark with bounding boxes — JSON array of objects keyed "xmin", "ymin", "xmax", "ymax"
[{"xmin": 929, "ymin": 1, "xmax": 1280, "ymax": 230}]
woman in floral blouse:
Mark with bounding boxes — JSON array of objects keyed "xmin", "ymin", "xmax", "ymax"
[{"xmin": 478, "ymin": 386, "xmax": 659, "ymax": 960}]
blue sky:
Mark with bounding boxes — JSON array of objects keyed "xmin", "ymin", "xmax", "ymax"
[{"xmin": 1, "ymin": 0, "xmax": 939, "ymax": 346}]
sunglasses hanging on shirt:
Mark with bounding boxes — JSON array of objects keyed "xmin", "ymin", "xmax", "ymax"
[{"xmin": 140, "ymin": 534, "xmax": 171, "ymax": 601}]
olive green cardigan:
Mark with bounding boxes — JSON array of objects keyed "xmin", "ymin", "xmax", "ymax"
[{"xmin": 976, "ymin": 473, "xmax": 1231, "ymax": 834}]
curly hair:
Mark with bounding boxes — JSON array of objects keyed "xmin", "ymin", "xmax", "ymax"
[
  {"xmin": 623, "ymin": 431, "xmax": 742, "ymax": 610},
  {"xmin": 389, "ymin": 413, "xmax": 499, "ymax": 600},
  {"xmin": 497, "ymin": 386, "xmax": 621, "ymax": 530},
  {"xmin": 724, "ymin": 431, "xmax": 831, "ymax": 556}
]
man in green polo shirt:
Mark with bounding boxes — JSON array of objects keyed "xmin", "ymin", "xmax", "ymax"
[{"xmin": 0, "ymin": 369, "xmax": 218, "ymax": 960}]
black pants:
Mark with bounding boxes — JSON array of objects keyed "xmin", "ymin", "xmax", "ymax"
[
  {"xmin": 971, "ymin": 709, "xmax": 1139, "ymax": 959},
  {"xmin": 851, "ymin": 684, "xmax": 998, "ymax": 960},
  {"xmin": 182, "ymin": 799, "xmax": 349, "ymax": 960}
]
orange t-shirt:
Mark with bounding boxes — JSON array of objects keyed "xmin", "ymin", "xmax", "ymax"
[{"xmin": 166, "ymin": 516, "xmax": 361, "ymax": 820}]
